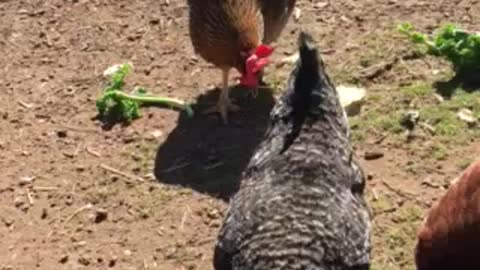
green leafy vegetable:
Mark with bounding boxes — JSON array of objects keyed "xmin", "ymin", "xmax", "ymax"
[
  {"xmin": 398, "ymin": 23, "xmax": 480, "ymax": 74},
  {"xmin": 96, "ymin": 63, "xmax": 193, "ymax": 123}
]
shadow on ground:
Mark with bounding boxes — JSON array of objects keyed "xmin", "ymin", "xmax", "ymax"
[
  {"xmin": 154, "ymin": 86, "xmax": 275, "ymax": 200},
  {"xmin": 434, "ymin": 70, "xmax": 480, "ymax": 98}
]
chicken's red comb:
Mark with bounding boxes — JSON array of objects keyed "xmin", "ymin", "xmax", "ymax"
[{"xmin": 255, "ymin": 44, "xmax": 274, "ymax": 58}]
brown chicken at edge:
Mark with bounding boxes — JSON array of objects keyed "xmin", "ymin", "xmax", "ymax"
[
  {"xmin": 415, "ymin": 158, "xmax": 480, "ymax": 270},
  {"xmin": 187, "ymin": 0, "xmax": 296, "ymax": 123}
]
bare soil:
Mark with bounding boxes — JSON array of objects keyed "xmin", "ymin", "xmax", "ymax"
[{"xmin": 1, "ymin": 0, "xmax": 479, "ymax": 270}]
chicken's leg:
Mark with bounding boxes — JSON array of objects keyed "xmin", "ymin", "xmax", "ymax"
[
  {"xmin": 256, "ymin": 69, "xmax": 267, "ymax": 95},
  {"xmin": 204, "ymin": 68, "xmax": 240, "ymax": 124}
]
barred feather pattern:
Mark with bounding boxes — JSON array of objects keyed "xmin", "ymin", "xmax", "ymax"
[{"xmin": 214, "ymin": 33, "xmax": 371, "ymax": 270}]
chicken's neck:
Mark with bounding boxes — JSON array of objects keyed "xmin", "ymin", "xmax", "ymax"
[{"xmin": 276, "ymin": 61, "xmax": 349, "ymax": 155}]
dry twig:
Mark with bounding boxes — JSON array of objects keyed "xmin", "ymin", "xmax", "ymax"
[
  {"xmin": 18, "ymin": 100, "xmax": 34, "ymax": 109},
  {"xmin": 179, "ymin": 206, "xmax": 192, "ymax": 231},
  {"xmin": 33, "ymin": 186, "xmax": 59, "ymax": 191},
  {"xmin": 100, "ymin": 164, "xmax": 144, "ymax": 182},
  {"xmin": 64, "ymin": 204, "xmax": 93, "ymax": 224},
  {"xmin": 381, "ymin": 180, "xmax": 430, "ymax": 207},
  {"xmin": 85, "ymin": 145, "xmax": 101, "ymax": 157},
  {"xmin": 26, "ymin": 190, "xmax": 34, "ymax": 205}
]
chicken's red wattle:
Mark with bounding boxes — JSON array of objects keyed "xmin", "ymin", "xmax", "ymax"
[{"xmin": 239, "ymin": 45, "xmax": 274, "ymax": 88}]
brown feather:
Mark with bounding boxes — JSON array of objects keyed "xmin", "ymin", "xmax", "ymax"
[
  {"xmin": 187, "ymin": 0, "xmax": 262, "ymax": 71},
  {"xmin": 415, "ymin": 159, "xmax": 480, "ymax": 270}
]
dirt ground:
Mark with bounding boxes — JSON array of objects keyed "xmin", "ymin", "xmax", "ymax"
[{"xmin": 1, "ymin": 0, "xmax": 479, "ymax": 269}]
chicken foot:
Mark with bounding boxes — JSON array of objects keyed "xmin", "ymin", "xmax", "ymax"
[{"xmin": 203, "ymin": 69, "xmax": 241, "ymax": 124}]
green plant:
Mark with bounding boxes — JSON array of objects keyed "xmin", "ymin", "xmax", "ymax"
[
  {"xmin": 96, "ymin": 63, "xmax": 193, "ymax": 123},
  {"xmin": 398, "ymin": 23, "xmax": 480, "ymax": 73}
]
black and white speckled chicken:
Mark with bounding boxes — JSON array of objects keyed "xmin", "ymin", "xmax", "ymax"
[{"xmin": 213, "ymin": 32, "xmax": 371, "ymax": 270}]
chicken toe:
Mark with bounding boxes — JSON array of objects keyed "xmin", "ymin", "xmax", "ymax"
[
  {"xmin": 203, "ymin": 98, "xmax": 241, "ymax": 124},
  {"xmin": 203, "ymin": 69, "xmax": 241, "ymax": 124}
]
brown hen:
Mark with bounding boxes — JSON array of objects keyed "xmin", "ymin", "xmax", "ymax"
[
  {"xmin": 187, "ymin": 0, "xmax": 296, "ymax": 123},
  {"xmin": 415, "ymin": 158, "xmax": 480, "ymax": 270}
]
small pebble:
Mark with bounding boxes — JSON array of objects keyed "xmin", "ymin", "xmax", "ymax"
[
  {"xmin": 123, "ymin": 136, "xmax": 136, "ymax": 144},
  {"xmin": 146, "ymin": 129, "xmax": 163, "ymax": 141},
  {"xmin": 364, "ymin": 151, "xmax": 384, "ymax": 160},
  {"xmin": 108, "ymin": 257, "xmax": 117, "ymax": 267},
  {"xmin": 139, "ymin": 210, "xmax": 150, "ymax": 220},
  {"xmin": 206, "ymin": 209, "xmax": 220, "ymax": 220},
  {"xmin": 59, "ymin": 254, "xmax": 69, "ymax": 264},
  {"xmin": 19, "ymin": 176, "xmax": 35, "ymax": 186},
  {"xmin": 78, "ymin": 255, "xmax": 91, "ymax": 266},
  {"xmin": 209, "ymin": 219, "xmax": 221, "ymax": 228},
  {"xmin": 94, "ymin": 209, "xmax": 108, "ymax": 223},
  {"xmin": 57, "ymin": 130, "xmax": 68, "ymax": 138},
  {"xmin": 2, "ymin": 216, "xmax": 14, "ymax": 227},
  {"xmin": 74, "ymin": 241, "xmax": 87, "ymax": 248},
  {"xmin": 14, "ymin": 197, "xmax": 25, "ymax": 208},
  {"xmin": 41, "ymin": 208, "xmax": 48, "ymax": 219}
]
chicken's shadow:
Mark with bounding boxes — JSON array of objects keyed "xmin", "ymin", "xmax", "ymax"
[{"xmin": 154, "ymin": 86, "xmax": 275, "ymax": 201}]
